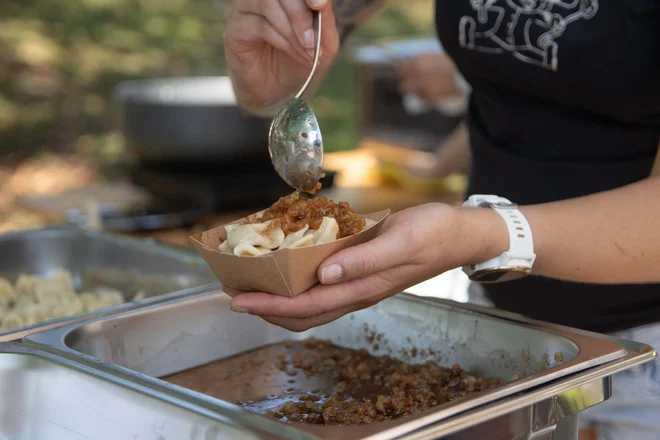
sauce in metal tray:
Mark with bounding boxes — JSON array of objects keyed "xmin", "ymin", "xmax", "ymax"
[{"xmin": 162, "ymin": 338, "xmax": 504, "ymax": 426}]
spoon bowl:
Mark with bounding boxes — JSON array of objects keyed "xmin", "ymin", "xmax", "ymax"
[
  {"xmin": 268, "ymin": 11, "xmax": 323, "ymax": 193},
  {"xmin": 269, "ymin": 97, "xmax": 323, "ymax": 191}
]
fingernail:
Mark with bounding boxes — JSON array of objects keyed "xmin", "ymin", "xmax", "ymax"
[
  {"xmin": 231, "ymin": 305, "xmax": 249, "ymax": 313},
  {"xmin": 303, "ymin": 29, "xmax": 314, "ymax": 49},
  {"xmin": 321, "ymin": 264, "xmax": 344, "ymax": 284},
  {"xmin": 308, "ymin": 0, "xmax": 326, "ymax": 8}
]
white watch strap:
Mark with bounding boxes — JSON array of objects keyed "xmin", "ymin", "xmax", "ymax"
[{"xmin": 463, "ymin": 195, "xmax": 536, "ymax": 272}]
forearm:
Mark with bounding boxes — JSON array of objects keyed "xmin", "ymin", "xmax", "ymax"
[
  {"xmin": 458, "ymin": 174, "xmax": 660, "ymax": 284},
  {"xmin": 522, "ymin": 175, "xmax": 660, "ymax": 283},
  {"xmin": 433, "ymin": 121, "xmax": 471, "ymax": 174}
]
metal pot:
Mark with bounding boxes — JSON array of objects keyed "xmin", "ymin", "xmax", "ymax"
[{"xmin": 113, "ymin": 76, "xmax": 271, "ymax": 164}]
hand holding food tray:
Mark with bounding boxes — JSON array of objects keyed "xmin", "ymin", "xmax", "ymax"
[{"xmin": 190, "ymin": 192, "xmax": 390, "ymax": 297}]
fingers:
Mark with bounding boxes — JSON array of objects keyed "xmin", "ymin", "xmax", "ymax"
[
  {"xmin": 230, "ymin": 265, "xmax": 412, "ymax": 319},
  {"xmin": 235, "ymin": 0, "xmax": 313, "ymax": 64},
  {"xmin": 395, "ymin": 53, "xmax": 458, "ymax": 100},
  {"xmin": 317, "ymin": 225, "xmax": 413, "ymax": 285},
  {"xmin": 279, "ymin": 0, "xmax": 315, "ymax": 54},
  {"xmin": 304, "ymin": 0, "xmax": 328, "ymax": 10},
  {"xmin": 222, "ymin": 286, "xmax": 247, "ymax": 298},
  {"xmin": 260, "ymin": 302, "xmax": 375, "ymax": 332},
  {"xmin": 230, "ymin": 13, "xmax": 310, "ymax": 66},
  {"xmin": 399, "ymin": 75, "xmax": 460, "ymax": 101}
]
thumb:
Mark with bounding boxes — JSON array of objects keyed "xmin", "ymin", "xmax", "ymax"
[{"xmin": 317, "ymin": 229, "xmax": 409, "ymax": 285}]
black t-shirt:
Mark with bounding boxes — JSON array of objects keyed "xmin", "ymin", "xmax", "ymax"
[{"xmin": 434, "ymin": 0, "xmax": 660, "ymax": 333}]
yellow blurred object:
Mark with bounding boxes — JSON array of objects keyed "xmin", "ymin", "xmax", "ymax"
[
  {"xmin": 377, "ymin": 160, "xmax": 468, "ymax": 195},
  {"xmin": 323, "ymin": 142, "xmax": 468, "ymax": 196}
]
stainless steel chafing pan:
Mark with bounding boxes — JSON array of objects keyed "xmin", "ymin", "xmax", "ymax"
[
  {"xmin": 0, "ymin": 225, "xmax": 217, "ymax": 340},
  {"xmin": 0, "ymin": 341, "xmax": 286, "ymax": 440},
  {"xmin": 25, "ymin": 289, "xmax": 655, "ymax": 440}
]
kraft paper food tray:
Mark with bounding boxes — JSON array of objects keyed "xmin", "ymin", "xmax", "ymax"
[{"xmin": 189, "ymin": 209, "xmax": 390, "ymax": 297}]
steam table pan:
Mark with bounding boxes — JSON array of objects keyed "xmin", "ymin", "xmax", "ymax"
[
  {"xmin": 22, "ymin": 288, "xmax": 657, "ymax": 440},
  {"xmin": 0, "ymin": 225, "xmax": 217, "ymax": 342}
]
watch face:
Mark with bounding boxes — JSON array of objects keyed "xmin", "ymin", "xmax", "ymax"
[{"xmin": 469, "ymin": 267, "xmax": 530, "ymax": 283}]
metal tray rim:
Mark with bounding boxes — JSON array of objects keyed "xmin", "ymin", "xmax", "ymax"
[{"xmin": 0, "ymin": 224, "xmax": 204, "ymax": 263}]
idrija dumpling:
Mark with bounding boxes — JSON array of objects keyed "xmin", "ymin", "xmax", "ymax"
[
  {"xmin": 215, "ymin": 195, "xmax": 377, "ymax": 256},
  {"xmin": 0, "ymin": 269, "xmax": 135, "ymax": 331},
  {"xmin": 0, "ymin": 278, "xmax": 15, "ymax": 310},
  {"xmin": 280, "ymin": 225, "xmax": 314, "ymax": 249},
  {"xmin": 2, "ymin": 310, "xmax": 24, "ymax": 330},
  {"xmin": 224, "ymin": 222, "xmax": 284, "ymax": 252},
  {"xmin": 233, "ymin": 244, "xmax": 272, "ymax": 256},
  {"xmin": 312, "ymin": 217, "xmax": 339, "ymax": 245},
  {"xmin": 22, "ymin": 303, "xmax": 46, "ymax": 325}
]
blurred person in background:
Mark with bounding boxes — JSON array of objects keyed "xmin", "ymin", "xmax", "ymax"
[
  {"xmin": 223, "ymin": 1, "xmax": 660, "ymax": 439},
  {"xmin": 394, "ymin": 52, "xmax": 472, "ymax": 180}
]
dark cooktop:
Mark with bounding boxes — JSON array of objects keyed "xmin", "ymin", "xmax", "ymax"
[{"xmin": 130, "ymin": 159, "xmax": 337, "ymax": 214}]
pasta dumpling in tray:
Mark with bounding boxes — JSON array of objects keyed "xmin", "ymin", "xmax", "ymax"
[
  {"xmin": 190, "ymin": 192, "xmax": 389, "ymax": 297},
  {"xmin": 0, "ymin": 268, "xmax": 146, "ymax": 332}
]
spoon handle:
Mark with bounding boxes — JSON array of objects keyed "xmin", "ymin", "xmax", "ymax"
[{"xmin": 295, "ymin": 11, "xmax": 322, "ymax": 100}]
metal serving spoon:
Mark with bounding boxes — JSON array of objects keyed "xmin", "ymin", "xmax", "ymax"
[{"xmin": 268, "ymin": 11, "xmax": 323, "ymax": 193}]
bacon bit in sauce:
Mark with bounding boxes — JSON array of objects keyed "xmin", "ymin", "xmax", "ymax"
[
  {"xmin": 253, "ymin": 192, "xmax": 366, "ymax": 238},
  {"xmin": 305, "ymin": 181, "xmax": 323, "ymax": 195}
]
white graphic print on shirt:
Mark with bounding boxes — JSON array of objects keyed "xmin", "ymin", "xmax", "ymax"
[{"xmin": 458, "ymin": 0, "xmax": 599, "ymax": 71}]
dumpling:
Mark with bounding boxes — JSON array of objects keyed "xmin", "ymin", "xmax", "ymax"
[
  {"xmin": 50, "ymin": 298, "xmax": 84, "ymax": 319},
  {"xmin": 0, "ymin": 278, "xmax": 15, "ymax": 310},
  {"xmin": 33, "ymin": 280, "xmax": 67, "ymax": 305},
  {"xmin": 81, "ymin": 293, "xmax": 103, "ymax": 312},
  {"xmin": 21, "ymin": 303, "xmax": 46, "ymax": 326},
  {"xmin": 95, "ymin": 288, "xmax": 125, "ymax": 308},
  {"xmin": 312, "ymin": 217, "xmax": 339, "ymax": 245},
  {"xmin": 226, "ymin": 223, "xmax": 265, "ymax": 249},
  {"xmin": 132, "ymin": 291, "xmax": 147, "ymax": 301},
  {"xmin": 14, "ymin": 274, "xmax": 37, "ymax": 302},
  {"xmin": 49, "ymin": 269, "xmax": 75, "ymax": 293},
  {"xmin": 225, "ymin": 224, "xmax": 240, "ymax": 234},
  {"xmin": 96, "ymin": 293, "xmax": 125, "ymax": 309},
  {"xmin": 262, "ymin": 226, "xmax": 285, "ymax": 250},
  {"xmin": 233, "ymin": 244, "xmax": 271, "ymax": 256},
  {"xmin": 2, "ymin": 310, "xmax": 25, "ymax": 330},
  {"xmin": 280, "ymin": 225, "xmax": 314, "ymax": 249},
  {"xmin": 280, "ymin": 225, "xmax": 311, "ymax": 249},
  {"xmin": 219, "ymin": 240, "xmax": 231, "ymax": 253},
  {"xmin": 225, "ymin": 222, "xmax": 284, "ymax": 252},
  {"xmin": 286, "ymin": 234, "xmax": 313, "ymax": 248}
]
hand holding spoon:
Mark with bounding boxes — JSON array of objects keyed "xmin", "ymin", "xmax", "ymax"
[{"xmin": 268, "ymin": 11, "xmax": 323, "ymax": 193}]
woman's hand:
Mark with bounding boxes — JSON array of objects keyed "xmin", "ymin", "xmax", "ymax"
[
  {"xmin": 395, "ymin": 53, "xmax": 462, "ymax": 102},
  {"xmin": 224, "ymin": 0, "xmax": 340, "ymax": 117},
  {"xmin": 227, "ymin": 204, "xmax": 508, "ymax": 332}
]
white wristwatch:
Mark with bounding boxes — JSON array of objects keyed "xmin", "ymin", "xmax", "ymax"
[{"xmin": 461, "ymin": 195, "xmax": 536, "ymax": 283}]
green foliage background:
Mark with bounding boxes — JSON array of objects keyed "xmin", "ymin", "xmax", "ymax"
[{"xmin": 0, "ymin": 0, "xmax": 434, "ymax": 165}]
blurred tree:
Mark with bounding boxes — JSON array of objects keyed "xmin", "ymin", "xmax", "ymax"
[{"xmin": 0, "ymin": 0, "xmax": 434, "ymax": 166}]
